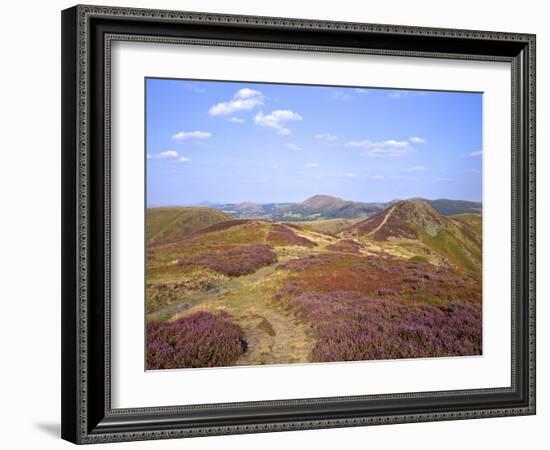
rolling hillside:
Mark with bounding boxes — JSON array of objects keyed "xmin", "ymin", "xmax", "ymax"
[
  {"xmin": 348, "ymin": 199, "xmax": 482, "ymax": 272},
  {"xmin": 148, "ymin": 219, "xmax": 330, "ymax": 266},
  {"xmin": 146, "ymin": 202, "xmax": 482, "ymax": 368},
  {"xmin": 147, "ymin": 207, "xmax": 231, "ymax": 245},
  {"xmin": 449, "ymin": 213, "xmax": 482, "ymax": 247},
  {"xmin": 291, "ymin": 217, "xmax": 359, "ymax": 235}
]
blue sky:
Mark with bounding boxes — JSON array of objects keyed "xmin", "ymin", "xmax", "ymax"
[{"xmin": 146, "ymin": 78, "xmax": 482, "ymax": 206}]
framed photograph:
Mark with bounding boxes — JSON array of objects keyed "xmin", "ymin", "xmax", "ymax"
[{"xmin": 61, "ymin": 5, "xmax": 536, "ymax": 444}]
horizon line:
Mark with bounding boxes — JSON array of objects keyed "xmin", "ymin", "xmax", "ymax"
[{"xmin": 147, "ymin": 195, "xmax": 483, "ymax": 209}]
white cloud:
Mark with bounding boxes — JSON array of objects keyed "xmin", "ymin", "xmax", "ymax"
[
  {"xmin": 208, "ymin": 88, "xmax": 264, "ymax": 116},
  {"xmin": 172, "ymin": 131, "xmax": 212, "ymax": 141},
  {"xmin": 284, "ymin": 142, "xmax": 302, "ymax": 151},
  {"xmin": 228, "ymin": 117, "xmax": 245, "ymax": 123},
  {"xmin": 468, "ymin": 150, "xmax": 483, "ymax": 157},
  {"xmin": 345, "ymin": 173, "xmax": 357, "ymax": 177},
  {"xmin": 354, "ymin": 88, "xmax": 369, "ymax": 94},
  {"xmin": 388, "ymin": 91, "xmax": 429, "ymax": 99},
  {"xmin": 271, "ymin": 165, "xmax": 279, "ymax": 169},
  {"xmin": 403, "ymin": 165, "xmax": 427, "ymax": 172},
  {"xmin": 147, "ymin": 150, "xmax": 179, "ymax": 160},
  {"xmin": 234, "ymin": 88, "xmax": 262, "ymax": 99},
  {"xmin": 365, "ymin": 175, "xmax": 384, "ymax": 180},
  {"xmin": 345, "ymin": 139, "xmax": 414, "ymax": 157},
  {"xmin": 305, "ymin": 163, "xmax": 318, "ymax": 168},
  {"xmin": 182, "ymin": 83, "xmax": 205, "ymax": 94},
  {"xmin": 254, "ymin": 109, "xmax": 302, "ymax": 135},
  {"xmin": 315, "ymin": 133, "xmax": 338, "ymax": 147},
  {"xmin": 159, "ymin": 150, "xmax": 178, "ymax": 158},
  {"xmin": 332, "ymin": 90, "xmax": 352, "ymax": 101},
  {"xmin": 409, "ymin": 136, "xmax": 427, "ymax": 144},
  {"xmin": 147, "ymin": 150, "xmax": 192, "ymax": 164},
  {"xmin": 315, "ymin": 133, "xmax": 338, "ymax": 142}
]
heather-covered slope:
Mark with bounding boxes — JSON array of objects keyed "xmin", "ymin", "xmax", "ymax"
[
  {"xmin": 146, "ymin": 200, "xmax": 482, "ymax": 369},
  {"xmin": 350, "ymin": 199, "xmax": 446, "ymax": 240},
  {"xmin": 348, "ymin": 200, "xmax": 481, "ymax": 272}
]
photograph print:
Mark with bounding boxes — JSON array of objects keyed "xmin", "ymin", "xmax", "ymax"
[{"xmin": 145, "ymin": 78, "xmax": 483, "ymax": 370}]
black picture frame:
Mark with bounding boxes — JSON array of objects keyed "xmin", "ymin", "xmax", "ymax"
[{"xmin": 61, "ymin": 4, "xmax": 536, "ymax": 444}]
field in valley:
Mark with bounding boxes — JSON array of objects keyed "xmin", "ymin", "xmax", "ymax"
[{"xmin": 145, "ymin": 197, "xmax": 482, "ymax": 370}]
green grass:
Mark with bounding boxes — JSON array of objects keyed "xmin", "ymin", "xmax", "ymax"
[
  {"xmin": 292, "ymin": 218, "xmax": 358, "ymax": 235},
  {"xmin": 449, "ymin": 213, "xmax": 482, "ymax": 223},
  {"xmin": 422, "ymin": 229, "xmax": 479, "ymax": 273},
  {"xmin": 408, "ymin": 255, "xmax": 429, "ymax": 263},
  {"xmin": 449, "ymin": 214, "xmax": 482, "ymax": 246},
  {"xmin": 147, "ymin": 207, "xmax": 231, "ymax": 245},
  {"xmin": 183, "ymin": 221, "xmax": 269, "ymax": 247}
]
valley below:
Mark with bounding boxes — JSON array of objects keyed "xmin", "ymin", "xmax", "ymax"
[{"xmin": 146, "ymin": 196, "xmax": 482, "ymax": 370}]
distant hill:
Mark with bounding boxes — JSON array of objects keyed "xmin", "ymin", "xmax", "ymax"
[
  {"xmin": 385, "ymin": 198, "xmax": 481, "ymax": 216},
  {"xmin": 300, "ymin": 195, "xmax": 383, "ymax": 219},
  {"xmin": 426, "ymin": 199, "xmax": 481, "ymax": 216},
  {"xmin": 209, "ymin": 196, "xmax": 480, "ymax": 221},
  {"xmin": 147, "ymin": 207, "xmax": 231, "ymax": 245},
  {"xmin": 348, "ymin": 199, "xmax": 481, "ymax": 272},
  {"xmin": 233, "ymin": 202, "xmax": 264, "ymax": 214},
  {"xmin": 212, "ymin": 195, "xmax": 383, "ymax": 221}
]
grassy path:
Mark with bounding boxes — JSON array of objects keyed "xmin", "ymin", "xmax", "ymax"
[
  {"xmin": 151, "ymin": 261, "xmax": 315, "ymax": 366},
  {"xmin": 365, "ymin": 205, "xmax": 395, "ymax": 237},
  {"xmin": 146, "ymin": 227, "xmax": 336, "ymax": 366}
]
